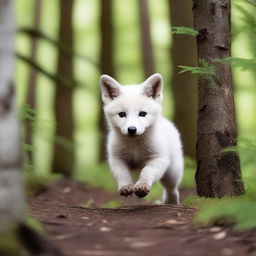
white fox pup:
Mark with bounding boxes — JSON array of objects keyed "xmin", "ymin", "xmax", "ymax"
[{"xmin": 100, "ymin": 73, "xmax": 183, "ymax": 204}]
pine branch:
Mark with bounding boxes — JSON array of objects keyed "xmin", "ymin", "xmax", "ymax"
[
  {"xmin": 171, "ymin": 26, "xmax": 198, "ymax": 36},
  {"xmin": 20, "ymin": 104, "xmax": 74, "ymax": 151},
  {"xmin": 19, "ymin": 27, "xmax": 99, "ymax": 68},
  {"xmin": 245, "ymin": 0, "xmax": 256, "ymax": 7},
  {"xmin": 235, "ymin": 4, "xmax": 256, "ymax": 56},
  {"xmin": 214, "ymin": 57, "xmax": 256, "ymax": 71},
  {"xmin": 16, "ymin": 53, "xmax": 86, "ymax": 88},
  {"xmin": 178, "ymin": 59, "xmax": 217, "ymax": 87}
]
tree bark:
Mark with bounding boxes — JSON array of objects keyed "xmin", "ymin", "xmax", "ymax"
[
  {"xmin": 138, "ymin": 0, "xmax": 155, "ymax": 78},
  {"xmin": 168, "ymin": 0, "xmax": 197, "ymax": 159},
  {"xmin": 193, "ymin": 0, "xmax": 244, "ymax": 197},
  {"xmin": 0, "ymin": 0, "xmax": 25, "ymax": 235},
  {"xmin": 25, "ymin": 0, "xmax": 42, "ymax": 168},
  {"xmin": 53, "ymin": 0, "xmax": 74, "ymax": 176},
  {"xmin": 99, "ymin": 0, "xmax": 115, "ymax": 162}
]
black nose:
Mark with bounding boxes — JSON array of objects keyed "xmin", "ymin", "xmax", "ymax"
[{"xmin": 128, "ymin": 126, "xmax": 137, "ymax": 135}]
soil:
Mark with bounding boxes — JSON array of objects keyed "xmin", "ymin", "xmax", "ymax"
[{"xmin": 28, "ymin": 180, "xmax": 256, "ymax": 256}]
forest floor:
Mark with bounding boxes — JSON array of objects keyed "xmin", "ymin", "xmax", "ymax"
[{"xmin": 28, "ymin": 180, "xmax": 256, "ymax": 256}]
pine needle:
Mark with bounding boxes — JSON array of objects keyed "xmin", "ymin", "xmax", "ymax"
[
  {"xmin": 245, "ymin": 0, "xmax": 256, "ymax": 7},
  {"xmin": 215, "ymin": 57, "xmax": 256, "ymax": 71},
  {"xmin": 171, "ymin": 26, "xmax": 198, "ymax": 36},
  {"xmin": 178, "ymin": 59, "xmax": 217, "ymax": 87}
]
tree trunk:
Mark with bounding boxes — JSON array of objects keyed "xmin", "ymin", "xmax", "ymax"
[
  {"xmin": 99, "ymin": 0, "xmax": 114, "ymax": 162},
  {"xmin": 53, "ymin": 0, "xmax": 74, "ymax": 176},
  {"xmin": 0, "ymin": 0, "xmax": 25, "ymax": 238},
  {"xmin": 138, "ymin": 0, "xmax": 155, "ymax": 78},
  {"xmin": 168, "ymin": 0, "xmax": 197, "ymax": 159},
  {"xmin": 193, "ymin": 0, "xmax": 244, "ymax": 197},
  {"xmin": 25, "ymin": 0, "xmax": 42, "ymax": 169}
]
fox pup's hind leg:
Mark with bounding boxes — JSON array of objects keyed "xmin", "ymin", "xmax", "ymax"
[
  {"xmin": 161, "ymin": 165, "xmax": 183, "ymax": 205},
  {"xmin": 162, "ymin": 187, "xmax": 180, "ymax": 205}
]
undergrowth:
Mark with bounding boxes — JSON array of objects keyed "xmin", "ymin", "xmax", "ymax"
[{"xmin": 184, "ymin": 137, "xmax": 256, "ymax": 231}]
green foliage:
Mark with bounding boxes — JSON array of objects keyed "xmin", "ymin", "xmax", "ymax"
[
  {"xmin": 188, "ymin": 137, "xmax": 256, "ymax": 230},
  {"xmin": 183, "ymin": 195, "xmax": 221, "ymax": 209},
  {"xmin": 179, "ymin": 59, "xmax": 217, "ymax": 87},
  {"xmin": 245, "ymin": 0, "xmax": 256, "ymax": 8},
  {"xmin": 0, "ymin": 226, "xmax": 21, "ymax": 256},
  {"xmin": 75, "ymin": 164, "xmax": 116, "ymax": 192},
  {"xmin": 171, "ymin": 26, "xmax": 198, "ymax": 36},
  {"xmin": 146, "ymin": 183, "xmax": 162, "ymax": 202},
  {"xmin": 81, "ymin": 198, "xmax": 94, "ymax": 208},
  {"xmin": 25, "ymin": 218, "xmax": 44, "ymax": 234},
  {"xmin": 17, "ymin": 53, "xmax": 86, "ymax": 88},
  {"xmin": 215, "ymin": 57, "xmax": 256, "ymax": 71},
  {"xmin": 222, "ymin": 137, "xmax": 256, "ymax": 164},
  {"xmin": 20, "ymin": 104, "xmax": 75, "ymax": 172},
  {"xmin": 195, "ymin": 199, "xmax": 256, "ymax": 230},
  {"xmin": 101, "ymin": 200, "xmax": 122, "ymax": 208},
  {"xmin": 19, "ymin": 27, "xmax": 99, "ymax": 67},
  {"xmin": 235, "ymin": 3, "xmax": 256, "ymax": 58},
  {"xmin": 181, "ymin": 158, "xmax": 196, "ymax": 188}
]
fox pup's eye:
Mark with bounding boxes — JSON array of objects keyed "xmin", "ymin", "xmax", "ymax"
[
  {"xmin": 139, "ymin": 111, "xmax": 147, "ymax": 117},
  {"xmin": 118, "ymin": 112, "xmax": 126, "ymax": 118}
]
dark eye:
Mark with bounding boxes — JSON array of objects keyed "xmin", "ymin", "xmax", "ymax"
[
  {"xmin": 118, "ymin": 112, "xmax": 126, "ymax": 118},
  {"xmin": 139, "ymin": 111, "xmax": 147, "ymax": 117}
]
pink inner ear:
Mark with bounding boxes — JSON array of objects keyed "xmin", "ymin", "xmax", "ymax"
[
  {"xmin": 105, "ymin": 82, "xmax": 119, "ymax": 99},
  {"xmin": 144, "ymin": 79, "xmax": 161, "ymax": 98},
  {"xmin": 151, "ymin": 81, "xmax": 160, "ymax": 98}
]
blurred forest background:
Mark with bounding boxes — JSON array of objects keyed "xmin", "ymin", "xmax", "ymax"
[{"xmin": 16, "ymin": 0, "xmax": 256, "ymax": 195}]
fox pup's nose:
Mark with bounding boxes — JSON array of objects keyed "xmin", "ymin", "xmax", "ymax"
[{"xmin": 128, "ymin": 126, "xmax": 137, "ymax": 135}]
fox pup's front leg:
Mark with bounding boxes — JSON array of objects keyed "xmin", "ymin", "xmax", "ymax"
[
  {"xmin": 134, "ymin": 157, "xmax": 169, "ymax": 198},
  {"xmin": 109, "ymin": 158, "xmax": 133, "ymax": 197}
]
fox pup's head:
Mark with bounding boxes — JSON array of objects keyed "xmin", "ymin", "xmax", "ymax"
[{"xmin": 100, "ymin": 73, "xmax": 163, "ymax": 137}]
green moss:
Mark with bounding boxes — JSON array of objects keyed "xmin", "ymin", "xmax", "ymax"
[
  {"xmin": 183, "ymin": 195, "xmax": 221, "ymax": 208},
  {"xmin": 0, "ymin": 227, "xmax": 22, "ymax": 256},
  {"xmin": 101, "ymin": 200, "xmax": 122, "ymax": 208},
  {"xmin": 195, "ymin": 199, "xmax": 256, "ymax": 230}
]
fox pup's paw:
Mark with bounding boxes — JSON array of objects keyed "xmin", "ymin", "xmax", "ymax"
[
  {"xmin": 119, "ymin": 184, "xmax": 134, "ymax": 197},
  {"xmin": 134, "ymin": 183, "xmax": 150, "ymax": 198}
]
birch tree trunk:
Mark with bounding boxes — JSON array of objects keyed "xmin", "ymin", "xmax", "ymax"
[
  {"xmin": 99, "ymin": 0, "xmax": 114, "ymax": 162},
  {"xmin": 0, "ymin": 0, "xmax": 25, "ymax": 235},
  {"xmin": 53, "ymin": 0, "xmax": 74, "ymax": 175},
  {"xmin": 138, "ymin": 0, "xmax": 155, "ymax": 78},
  {"xmin": 193, "ymin": 0, "xmax": 244, "ymax": 197},
  {"xmin": 169, "ymin": 0, "xmax": 197, "ymax": 158}
]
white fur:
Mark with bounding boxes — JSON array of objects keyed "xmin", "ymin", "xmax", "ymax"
[{"xmin": 100, "ymin": 73, "xmax": 184, "ymax": 204}]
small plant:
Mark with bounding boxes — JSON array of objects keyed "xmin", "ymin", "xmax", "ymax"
[{"xmin": 195, "ymin": 199, "xmax": 256, "ymax": 230}]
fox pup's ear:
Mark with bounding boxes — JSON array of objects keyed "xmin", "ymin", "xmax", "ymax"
[
  {"xmin": 100, "ymin": 75, "xmax": 121, "ymax": 104},
  {"xmin": 142, "ymin": 73, "xmax": 163, "ymax": 102}
]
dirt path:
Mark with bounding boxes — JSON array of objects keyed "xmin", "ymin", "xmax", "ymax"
[{"xmin": 28, "ymin": 180, "xmax": 256, "ymax": 256}]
